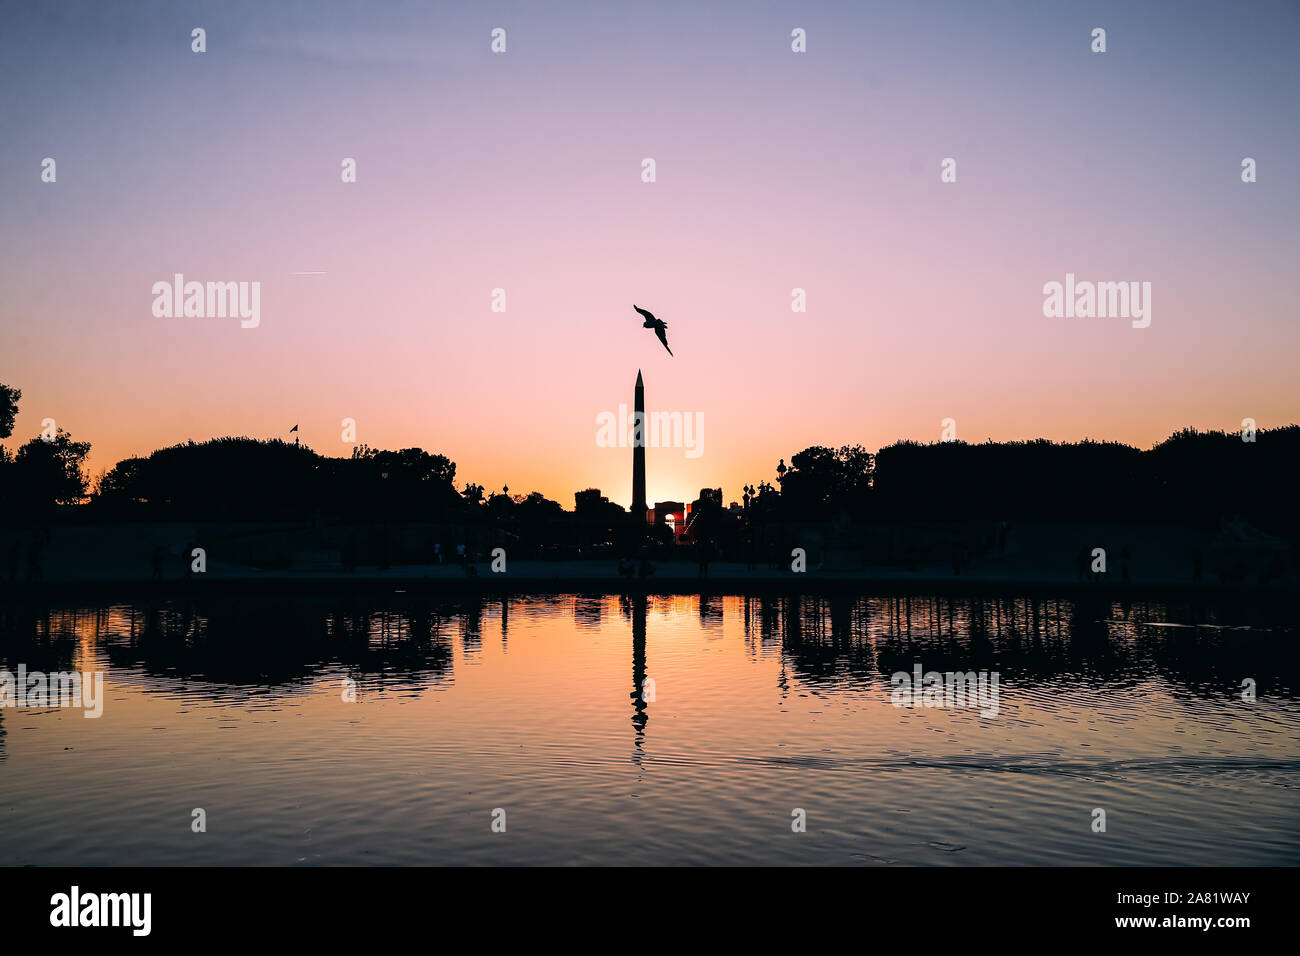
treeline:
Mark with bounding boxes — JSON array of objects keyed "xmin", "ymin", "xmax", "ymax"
[
  {"xmin": 771, "ymin": 427, "xmax": 1299, "ymax": 540},
  {"xmin": 93, "ymin": 439, "xmax": 466, "ymax": 521},
  {"xmin": 0, "ymin": 425, "xmax": 573, "ymax": 539},
  {"xmin": 2, "ymin": 381, "xmax": 1296, "ymax": 540}
]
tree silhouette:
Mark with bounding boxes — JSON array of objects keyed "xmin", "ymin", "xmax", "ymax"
[
  {"xmin": 0, "ymin": 383, "xmax": 19, "ymax": 440},
  {"xmin": 779, "ymin": 444, "xmax": 874, "ymax": 518},
  {"xmin": 8, "ymin": 427, "xmax": 92, "ymax": 513}
]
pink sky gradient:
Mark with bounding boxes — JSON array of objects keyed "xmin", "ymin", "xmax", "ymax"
[{"xmin": 1, "ymin": 1, "xmax": 1297, "ymax": 506}]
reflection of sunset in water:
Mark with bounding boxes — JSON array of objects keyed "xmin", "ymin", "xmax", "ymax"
[{"xmin": 1, "ymin": 593, "xmax": 1296, "ymax": 865}]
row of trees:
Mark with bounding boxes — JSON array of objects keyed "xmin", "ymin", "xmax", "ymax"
[
  {"xmin": 93, "ymin": 439, "xmax": 470, "ymax": 521},
  {"xmin": 761, "ymin": 428, "xmax": 1299, "ymax": 540},
  {"xmin": 1, "ymin": 383, "xmax": 573, "ymax": 533},
  {"xmin": 2, "ymin": 380, "xmax": 1296, "ymax": 540}
]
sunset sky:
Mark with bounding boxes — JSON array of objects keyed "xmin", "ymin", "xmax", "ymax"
[{"xmin": 2, "ymin": 0, "xmax": 1297, "ymax": 507}]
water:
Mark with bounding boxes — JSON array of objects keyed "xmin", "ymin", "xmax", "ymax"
[{"xmin": 1, "ymin": 593, "xmax": 1297, "ymax": 866}]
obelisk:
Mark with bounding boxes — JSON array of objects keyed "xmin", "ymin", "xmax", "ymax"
[{"xmin": 631, "ymin": 369, "xmax": 647, "ymax": 521}]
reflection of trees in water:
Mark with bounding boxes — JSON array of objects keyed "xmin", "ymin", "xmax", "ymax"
[
  {"xmin": 697, "ymin": 593, "xmax": 723, "ymax": 629},
  {"xmin": 1138, "ymin": 620, "xmax": 1300, "ymax": 698},
  {"xmin": 0, "ymin": 601, "xmax": 78, "ymax": 673},
  {"xmin": 499, "ymin": 596, "xmax": 509, "ymax": 650},
  {"xmin": 572, "ymin": 595, "xmax": 603, "ymax": 629},
  {"xmin": 1, "ymin": 593, "xmax": 1295, "ymax": 710},
  {"xmin": 748, "ymin": 597, "xmax": 784, "ymax": 653},
  {"xmin": 1112, "ymin": 597, "xmax": 1300, "ymax": 696},
  {"xmin": 742, "ymin": 595, "xmax": 879, "ymax": 682},
  {"xmin": 0, "ymin": 597, "xmax": 465, "ymax": 696},
  {"xmin": 327, "ymin": 600, "xmax": 456, "ymax": 695},
  {"xmin": 744, "ymin": 594, "xmax": 1297, "ymax": 700},
  {"xmin": 0, "ymin": 605, "xmax": 90, "ymax": 759},
  {"xmin": 782, "ymin": 596, "xmax": 876, "ymax": 682},
  {"xmin": 114, "ymin": 598, "xmax": 335, "ymax": 686},
  {"xmin": 461, "ymin": 599, "xmax": 482, "ymax": 656},
  {"xmin": 877, "ymin": 595, "xmax": 1151, "ymax": 691},
  {"xmin": 152, "ymin": 600, "xmax": 315, "ymax": 684}
]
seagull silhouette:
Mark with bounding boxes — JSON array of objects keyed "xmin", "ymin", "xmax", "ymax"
[{"xmin": 633, "ymin": 304, "xmax": 673, "ymax": 356}]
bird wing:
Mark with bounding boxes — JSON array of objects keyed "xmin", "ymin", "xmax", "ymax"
[
  {"xmin": 633, "ymin": 304, "xmax": 656, "ymax": 322},
  {"xmin": 655, "ymin": 326, "xmax": 673, "ymax": 355}
]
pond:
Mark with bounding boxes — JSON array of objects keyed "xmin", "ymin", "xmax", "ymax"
[{"xmin": 0, "ymin": 592, "xmax": 1295, "ymax": 865}]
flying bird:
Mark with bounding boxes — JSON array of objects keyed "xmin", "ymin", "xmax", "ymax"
[{"xmin": 633, "ymin": 304, "xmax": 673, "ymax": 356}]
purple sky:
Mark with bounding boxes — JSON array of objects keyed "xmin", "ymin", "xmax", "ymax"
[{"xmin": 1, "ymin": 0, "xmax": 1297, "ymax": 505}]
